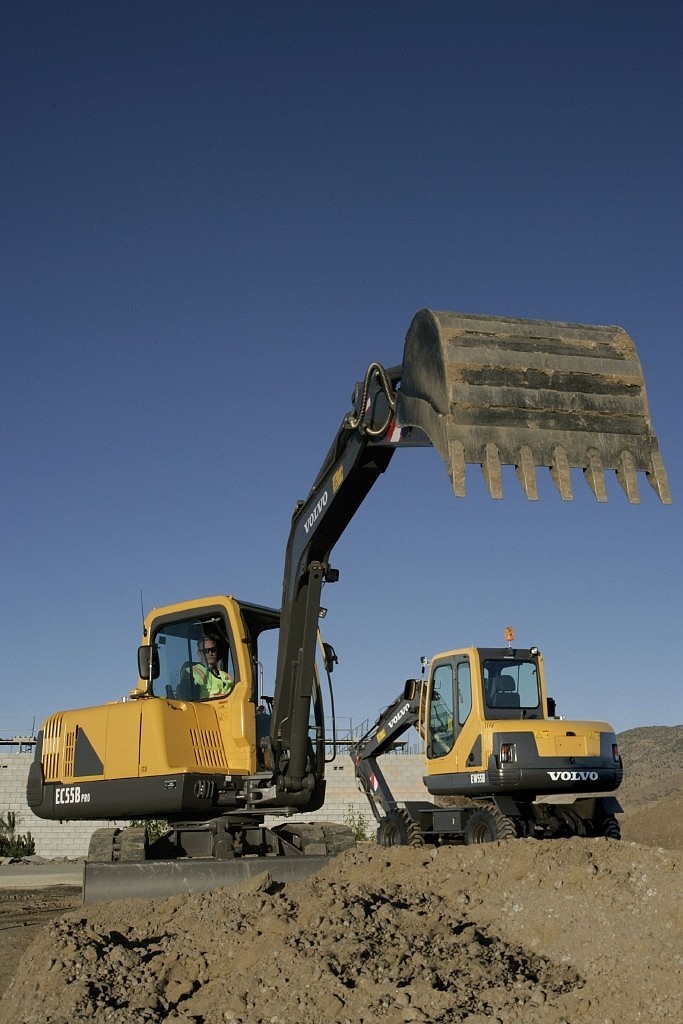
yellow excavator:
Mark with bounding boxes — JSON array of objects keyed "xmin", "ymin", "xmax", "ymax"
[
  {"xmin": 351, "ymin": 631, "xmax": 624, "ymax": 846},
  {"xmin": 26, "ymin": 310, "xmax": 670, "ymax": 900}
]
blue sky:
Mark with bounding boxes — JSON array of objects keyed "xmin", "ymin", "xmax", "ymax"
[{"xmin": 1, "ymin": 2, "xmax": 681, "ymax": 738}]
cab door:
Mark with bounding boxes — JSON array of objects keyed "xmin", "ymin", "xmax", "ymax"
[{"xmin": 425, "ymin": 654, "xmax": 474, "ymax": 773}]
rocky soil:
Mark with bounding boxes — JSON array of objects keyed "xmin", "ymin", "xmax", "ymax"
[{"xmin": 0, "ymin": 724, "xmax": 680, "ymax": 1024}]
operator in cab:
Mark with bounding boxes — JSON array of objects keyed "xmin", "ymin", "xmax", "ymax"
[{"xmin": 191, "ymin": 638, "xmax": 235, "ymax": 699}]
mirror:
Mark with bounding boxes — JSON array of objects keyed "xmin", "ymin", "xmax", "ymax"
[
  {"xmin": 138, "ymin": 644, "xmax": 160, "ymax": 681},
  {"xmin": 403, "ymin": 678, "xmax": 417, "ymax": 700}
]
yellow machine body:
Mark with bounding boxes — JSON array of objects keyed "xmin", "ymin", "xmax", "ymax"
[
  {"xmin": 30, "ymin": 595, "xmax": 283, "ymax": 821},
  {"xmin": 420, "ymin": 646, "xmax": 621, "ymax": 799}
]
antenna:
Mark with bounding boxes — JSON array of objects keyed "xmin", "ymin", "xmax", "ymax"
[{"xmin": 140, "ymin": 591, "xmax": 147, "ymax": 637}]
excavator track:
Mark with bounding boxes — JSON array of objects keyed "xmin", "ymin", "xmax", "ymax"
[
  {"xmin": 272, "ymin": 821, "xmax": 357, "ymax": 856},
  {"xmin": 82, "ymin": 821, "xmax": 355, "ymax": 904}
]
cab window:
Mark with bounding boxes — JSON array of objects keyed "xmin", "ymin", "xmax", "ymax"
[
  {"xmin": 429, "ymin": 664, "xmax": 455, "ymax": 757},
  {"xmin": 457, "ymin": 661, "xmax": 472, "ymax": 725},
  {"xmin": 152, "ymin": 614, "xmax": 235, "ymax": 701},
  {"xmin": 483, "ymin": 659, "xmax": 540, "ymax": 714}
]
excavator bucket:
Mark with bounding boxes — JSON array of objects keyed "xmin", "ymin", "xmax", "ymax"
[{"xmin": 397, "ymin": 309, "xmax": 671, "ymax": 503}]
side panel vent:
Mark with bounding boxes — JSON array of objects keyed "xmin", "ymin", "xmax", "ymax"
[
  {"xmin": 63, "ymin": 729, "xmax": 76, "ymax": 777},
  {"xmin": 189, "ymin": 728, "xmax": 227, "ymax": 769},
  {"xmin": 42, "ymin": 715, "xmax": 63, "ymax": 782}
]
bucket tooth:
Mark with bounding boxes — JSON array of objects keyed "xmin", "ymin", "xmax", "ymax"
[
  {"xmin": 646, "ymin": 451, "xmax": 672, "ymax": 504},
  {"xmin": 584, "ymin": 448, "xmax": 608, "ymax": 503},
  {"xmin": 450, "ymin": 438, "xmax": 467, "ymax": 497},
  {"xmin": 515, "ymin": 445, "xmax": 539, "ymax": 500},
  {"xmin": 397, "ymin": 309, "xmax": 671, "ymax": 505},
  {"xmin": 482, "ymin": 442, "xmax": 503, "ymax": 499},
  {"xmin": 550, "ymin": 446, "xmax": 573, "ymax": 500},
  {"xmin": 616, "ymin": 451, "xmax": 640, "ymax": 503}
]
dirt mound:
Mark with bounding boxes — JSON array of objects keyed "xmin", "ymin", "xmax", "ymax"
[
  {"xmin": 2, "ymin": 838, "xmax": 679, "ymax": 1024},
  {"xmin": 2, "ymin": 724, "xmax": 680, "ymax": 1022},
  {"xmin": 0, "ymin": 886, "xmax": 81, "ymax": 994},
  {"xmin": 621, "ymin": 789, "xmax": 683, "ymax": 849}
]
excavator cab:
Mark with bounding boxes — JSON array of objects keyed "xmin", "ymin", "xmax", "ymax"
[
  {"xmin": 424, "ymin": 647, "xmax": 546, "ymax": 772},
  {"xmin": 421, "ymin": 645, "xmax": 622, "ymax": 805}
]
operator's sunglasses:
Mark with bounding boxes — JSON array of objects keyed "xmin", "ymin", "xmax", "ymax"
[{"xmin": 200, "ymin": 646, "xmax": 217, "ymax": 654}]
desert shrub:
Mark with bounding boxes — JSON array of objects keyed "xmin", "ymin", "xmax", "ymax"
[
  {"xmin": 130, "ymin": 818, "xmax": 169, "ymax": 843},
  {"xmin": 0, "ymin": 810, "xmax": 36, "ymax": 857},
  {"xmin": 344, "ymin": 803, "xmax": 371, "ymax": 842}
]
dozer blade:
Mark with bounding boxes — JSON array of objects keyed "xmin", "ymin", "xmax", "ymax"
[
  {"xmin": 397, "ymin": 309, "xmax": 671, "ymax": 503},
  {"xmin": 82, "ymin": 855, "xmax": 331, "ymax": 904}
]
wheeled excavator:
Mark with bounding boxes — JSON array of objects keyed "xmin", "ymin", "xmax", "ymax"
[
  {"xmin": 351, "ymin": 631, "xmax": 624, "ymax": 847},
  {"xmin": 26, "ymin": 310, "xmax": 670, "ymax": 901}
]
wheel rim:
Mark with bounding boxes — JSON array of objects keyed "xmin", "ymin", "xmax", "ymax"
[
  {"xmin": 384, "ymin": 822, "xmax": 399, "ymax": 846},
  {"xmin": 469, "ymin": 820, "xmax": 494, "ymax": 843}
]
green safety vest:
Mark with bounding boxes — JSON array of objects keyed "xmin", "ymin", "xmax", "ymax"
[{"xmin": 190, "ymin": 663, "xmax": 235, "ymax": 699}]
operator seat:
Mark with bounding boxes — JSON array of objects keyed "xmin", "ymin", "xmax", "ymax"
[
  {"xmin": 176, "ymin": 662, "xmax": 197, "ymax": 701},
  {"xmin": 490, "ymin": 674, "xmax": 520, "ymax": 708}
]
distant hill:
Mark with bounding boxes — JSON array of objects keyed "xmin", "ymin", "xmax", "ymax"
[
  {"xmin": 617, "ymin": 724, "xmax": 683, "ymax": 849},
  {"xmin": 617, "ymin": 724, "xmax": 683, "ymax": 806}
]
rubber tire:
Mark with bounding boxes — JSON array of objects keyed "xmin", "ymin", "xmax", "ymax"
[
  {"xmin": 463, "ymin": 806, "xmax": 517, "ymax": 845},
  {"xmin": 376, "ymin": 808, "xmax": 424, "ymax": 848},
  {"xmin": 602, "ymin": 814, "xmax": 621, "ymax": 841}
]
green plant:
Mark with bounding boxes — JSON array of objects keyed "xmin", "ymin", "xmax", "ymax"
[
  {"xmin": 344, "ymin": 803, "xmax": 371, "ymax": 842},
  {"xmin": 0, "ymin": 810, "xmax": 36, "ymax": 858},
  {"xmin": 130, "ymin": 819, "xmax": 169, "ymax": 844}
]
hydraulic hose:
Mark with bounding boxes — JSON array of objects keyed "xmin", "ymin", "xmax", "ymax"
[{"xmin": 344, "ymin": 362, "xmax": 397, "ymax": 439}]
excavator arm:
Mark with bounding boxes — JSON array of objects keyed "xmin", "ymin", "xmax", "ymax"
[
  {"xmin": 265, "ymin": 309, "xmax": 670, "ymax": 807},
  {"xmin": 264, "ymin": 363, "xmax": 403, "ymax": 792},
  {"xmin": 350, "ymin": 683, "xmax": 422, "ymax": 823}
]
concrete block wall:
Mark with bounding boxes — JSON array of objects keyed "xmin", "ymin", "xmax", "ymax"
[
  {"xmin": 277, "ymin": 753, "xmax": 427, "ymax": 836},
  {"xmin": 1, "ymin": 751, "xmax": 428, "ymax": 858}
]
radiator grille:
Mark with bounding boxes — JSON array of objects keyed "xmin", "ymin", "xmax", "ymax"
[
  {"xmin": 42, "ymin": 715, "xmax": 63, "ymax": 781},
  {"xmin": 189, "ymin": 728, "xmax": 226, "ymax": 769},
  {"xmin": 63, "ymin": 729, "xmax": 76, "ymax": 777}
]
